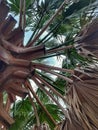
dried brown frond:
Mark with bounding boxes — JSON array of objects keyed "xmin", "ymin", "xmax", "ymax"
[
  {"xmin": 75, "ymin": 18, "xmax": 98, "ymax": 58},
  {"xmin": 62, "ymin": 68, "xmax": 98, "ymax": 130}
]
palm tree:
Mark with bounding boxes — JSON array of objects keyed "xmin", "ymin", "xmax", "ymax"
[{"xmin": 0, "ymin": 0, "xmax": 97, "ymax": 129}]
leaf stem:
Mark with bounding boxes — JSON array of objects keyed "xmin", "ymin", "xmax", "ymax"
[
  {"xmin": 32, "ymin": 62, "xmax": 74, "ymax": 74},
  {"xmin": 25, "ymin": 80, "xmax": 57, "ymax": 126},
  {"xmin": 34, "ymin": 73, "xmax": 65, "ymax": 100},
  {"xmin": 33, "ymin": 67, "xmax": 73, "ymax": 83},
  {"xmin": 32, "ymin": 75, "xmax": 67, "ymax": 116},
  {"xmin": 28, "ymin": 92, "xmax": 40, "ymax": 126},
  {"xmin": 27, "ymin": 1, "xmax": 67, "ymax": 46},
  {"xmin": 46, "ymin": 45, "xmax": 74, "ymax": 54}
]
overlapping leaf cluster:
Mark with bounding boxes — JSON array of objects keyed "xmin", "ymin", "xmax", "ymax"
[{"xmin": 3, "ymin": 0, "xmax": 98, "ymax": 130}]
